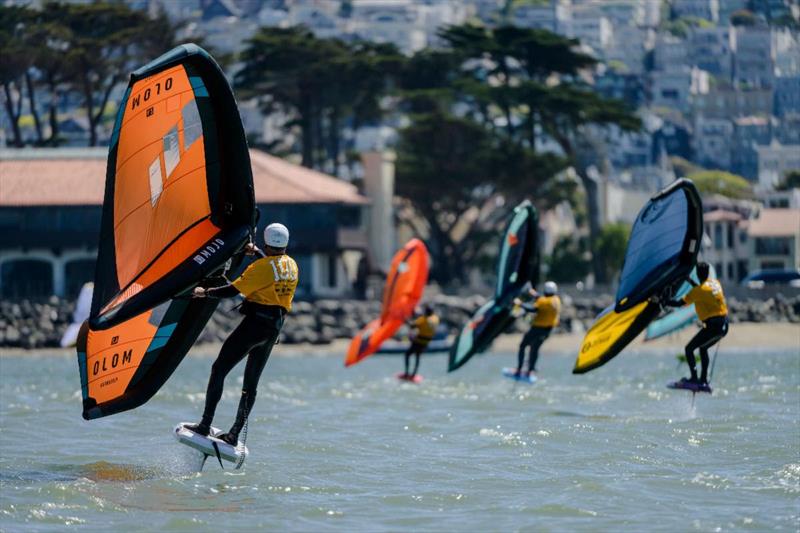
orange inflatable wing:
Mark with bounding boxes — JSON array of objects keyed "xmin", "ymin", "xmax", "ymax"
[{"xmin": 345, "ymin": 239, "xmax": 430, "ymax": 366}]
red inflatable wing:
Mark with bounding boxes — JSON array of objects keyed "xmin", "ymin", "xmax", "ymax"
[{"xmin": 345, "ymin": 239, "xmax": 429, "ymax": 366}]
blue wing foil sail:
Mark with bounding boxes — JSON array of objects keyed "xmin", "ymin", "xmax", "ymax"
[
  {"xmin": 615, "ymin": 179, "xmax": 702, "ymax": 312},
  {"xmin": 448, "ymin": 201, "xmax": 539, "ymax": 372},
  {"xmin": 573, "ymin": 179, "xmax": 704, "ymax": 374}
]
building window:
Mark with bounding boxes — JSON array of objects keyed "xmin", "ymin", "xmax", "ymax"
[
  {"xmin": 327, "ymin": 254, "xmax": 338, "ymax": 288},
  {"xmin": 1, "ymin": 259, "xmax": 53, "ymax": 298},
  {"xmin": 65, "ymin": 259, "xmax": 96, "ymax": 299},
  {"xmin": 293, "ymin": 254, "xmax": 312, "ymax": 299},
  {"xmin": 337, "ymin": 206, "xmax": 362, "ymax": 228},
  {"xmin": 739, "ymin": 230, "xmax": 747, "ymax": 244},
  {"xmin": 714, "ymin": 224, "xmax": 723, "ymax": 249},
  {"xmin": 755, "ymin": 237, "xmax": 791, "ymax": 255},
  {"xmin": 761, "ymin": 260, "xmax": 785, "ymax": 270},
  {"xmin": 737, "ymin": 260, "xmax": 748, "ymax": 281},
  {"xmin": 715, "ymin": 262, "xmax": 723, "ymax": 277},
  {"xmin": 727, "ymin": 262, "xmax": 734, "ymax": 280},
  {"xmin": 727, "ymin": 223, "xmax": 734, "ymax": 248}
]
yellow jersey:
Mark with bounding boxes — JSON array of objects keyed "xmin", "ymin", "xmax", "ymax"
[
  {"xmin": 683, "ymin": 279, "xmax": 728, "ymax": 322},
  {"xmin": 232, "ymin": 254, "xmax": 299, "ymax": 311},
  {"xmin": 413, "ymin": 314, "xmax": 439, "ymax": 343},
  {"xmin": 531, "ymin": 295, "xmax": 561, "ymax": 328}
]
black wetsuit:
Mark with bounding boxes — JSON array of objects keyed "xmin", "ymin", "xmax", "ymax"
[
  {"xmin": 685, "ymin": 315, "xmax": 728, "ymax": 383},
  {"xmin": 516, "ymin": 326, "xmax": 551, "ymax": 374},
  {"xmin": 404, "ymin": 340, "xmax": 427, "ymax": 377},
  {"xmin": 198, "ymin": 285, "xmax": 285, "ymax": 440}
]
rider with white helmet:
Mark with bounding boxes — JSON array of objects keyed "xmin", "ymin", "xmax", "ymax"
[
  {"xmin": 513, "ymin": 281, "xmax": 561, "ymax": 377},
  {"xmin": 188, "ymin": 222, "xmax": 298, "ymax": 445}
]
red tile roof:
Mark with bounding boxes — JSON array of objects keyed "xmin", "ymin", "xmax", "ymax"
[
  {"xmin": 748, "ymin": 208, "xmax": 800, "ymax": 237},
  {"xmin": 704, "ymin": 209, "xmax": 743, "ymax": 223},
  {"xmin": 0, "ymin": 148, "xmax": 368, "ymax": 207}
]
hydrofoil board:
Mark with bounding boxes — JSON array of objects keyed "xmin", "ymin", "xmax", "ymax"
[
  {"xmin": 502, "ymin": 368, "xmax": 537, "ymax": 384},
  {"xmin": 667, "ymin": 380, "xmax": 712, "ymax": 394},
  {"xmin": 395, "ymin": 372, "xmax": 423, "ymax": 383},
  {"xmin": 174, "ymin": 422, "xmax": 248, "ymax": 468}
]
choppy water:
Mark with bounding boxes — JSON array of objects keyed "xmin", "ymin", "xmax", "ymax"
[{"xmin": 1, "ymin": 346, "xmax": 798, "ymax": 531}]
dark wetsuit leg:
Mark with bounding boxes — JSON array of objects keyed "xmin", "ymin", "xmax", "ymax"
[
  {"xmin": 228, "ymin": 326, "xmax": 279, "ymax": 436},
  {"xmin": 405, "ymin": 341, "xmax": 425, "ymax": 377},
  {"xmin": 200, "ymin": 314, "xmax": 280, "ymax": 427},
  {"xmin": 516, "ymin": 334, "xmax": 529, "ymax": 374},
  {"xmin": 518, "ymin": 327, "xmax": 551, "ymax": 373},
  {"xmin": 685, "ymin": 316, "xmax": 728, "ymax": 382}
]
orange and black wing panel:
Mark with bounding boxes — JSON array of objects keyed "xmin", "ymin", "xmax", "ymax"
[
  {"xmin": 77, "ymin": 296, "xmax": 219, "ymax": 420},
  {"xmin": 91, "ymin": 44, "xmax": 254, "ymax": 330}
]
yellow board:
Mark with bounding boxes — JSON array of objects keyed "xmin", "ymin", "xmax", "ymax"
[{"xmin": 573, "ymin": 301, "xmax": 660, "ymax": 374}]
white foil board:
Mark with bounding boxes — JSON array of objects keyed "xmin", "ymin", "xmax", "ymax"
[{"xmin": 174, "ymin": 422, "xmax": 248, "ymax": 468}]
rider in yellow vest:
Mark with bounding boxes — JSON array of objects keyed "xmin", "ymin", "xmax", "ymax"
[
  {"xmin": 187, "ymin": 223, "xmax": 298, "ymax": 445},
  {"xmin": 666, "ymin": 262, "xmax": 728, "ymax": 392},
  {"xmin": 402, "ymin": 305, "xmax": 439, "ymax": 379},
  {"xmin": 513, "ymin": 281, "xmax": 561, "ymax": 376}
]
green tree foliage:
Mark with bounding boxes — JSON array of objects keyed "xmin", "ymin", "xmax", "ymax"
[
  {"xmin": 730, "ymin": 9, "xmax": 758, "ymax": 26},
  {"xmin": 392, "ymin": 22, "xmax": 639, "ymax": 283},
  {"xmin": 688, "ymin": 170, "xmax": 754, "ymax": 199},
  {"xmin": 595, "ymin": 222, "xmax": 629, "ymax": 283},
  {"xmin": 670, "ymin": 156, "xmax": 704, "ymax": 178},
  {"xmin": 0, "ymin": 5, "xmax": 32, "ymax": 146},
  {"xmin": 661, "ymin": 16, "xmax": 713, "ymax": 38},
  {"xmin": 546, "ymin": 235, "xmax": 590, "ymax": 283},
  {"xmin": 237, "ymin": 26, "xmax": 401, "ymax": 172},
  {"xmin": 776, "ymin": 169, "xmax": 800, "ymax": 190},
  {"xmin": 55, "ymin": 2, "xmax": 178, "ymax": 146},
  {"xmin": 395, "ymin": 110, "xmax": 566, "ymax": 282},
  {"xmin": 0, "ymin": 2, "xmax": 179, "ymax": 146}
]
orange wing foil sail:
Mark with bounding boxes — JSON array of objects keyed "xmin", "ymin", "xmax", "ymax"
[
  {"xmin": 77, "ymin": 44, "xmax": 254, "ymax": 420},
  {"xmin": 345, "ymin": 239, "xmax": 430, "ymax": 366}
]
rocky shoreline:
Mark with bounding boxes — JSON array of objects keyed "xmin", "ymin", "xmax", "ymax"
[{"xmin": 1, "ymin": 293, "xmax": 799, "ymax": 350}]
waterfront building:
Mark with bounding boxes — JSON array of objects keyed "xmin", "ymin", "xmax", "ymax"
[
  {"xmin": 0, "ymin": 148, "xmax": 370, "ymax": 299},
  {"xmin": 747, "ymin": 208, "xmax": 800, "ymax": 271},
  {"xmin": 703, "ymin": 209, "xmax": 750, "ymax": 282},
  {"xmin": 756, "ymin": 141, "xmax": 800, "ymax": 189}
]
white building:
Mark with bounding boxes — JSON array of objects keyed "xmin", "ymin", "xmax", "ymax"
[
  {"xmin": 653, "ymin": 33, "xmax": 689, "ymax": 72},
  {"xmin": 703, "ymin": 209, "xmax": 750, "ymax": 282},
  {"xmin": 607, "ymin": 25, "xmax": 654, "ymax": 74},
  {"xmin": 692, "ymin": 86, "xmax": 774, "ymax": 119},
  {"xmin": 773, "ymin": 29, "xmax": 800, "ymax": 77},
  {"xmin": 563, "ymin": 7, "xmax": 613, "ymax": 57},
  {"xmin": 747, "ymin": 208, "xmax": 800, "ymax": 271},
  {"xmin": 671, "ymin": 0, "xmax": 719, "ymax": 23},
  {"xmin": 511, "ymin": 0, "xmax": 571, "ymax": 32},
  {"xmin": 417, "ymin": 1, "xmax": 471, "ymax": 49},
  {"xmin": 733, "ymin": 25, "xmax": 775, "ymax": 88},
  {"xmin": 760, "ymin": 188, "xmax": 800, "ymax": 209},
  {"xmin": 774, "ymin": 76, "xmax": 800, "ymax": 117},
  {"xmin": 756, "ymin": 141, "xmax": 800, "ymax": 189},
  {"xmin": 693, "ymin": 117, "xmax": 733, "ymax": 169},
  {"xmin": 349, "ymin": 0, "xmax": 427, "ymax": 54},
  {"xmin": 650, "ymin": 66, "xmax": 710, "ymax": 113},
  {"xmin": 689, "ymin": 26, "xmax": 735, "ymax": 80},
  {"xmin": 288, "ymin": 1, "xmax": 342, "ymax": 39}
]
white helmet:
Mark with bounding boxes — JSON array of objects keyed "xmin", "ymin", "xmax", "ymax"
[
  {"xmin": 264, "ymin": 223, "xmax": 289, "ymax": 248},
  {"xmin": 543, "ymin": 281, "xmax": 558, "ymax": 295}
]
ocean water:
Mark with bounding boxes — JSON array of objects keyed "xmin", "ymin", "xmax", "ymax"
[{"xmin": 0, "ymin": 347, "xmax": 798, "ymax": 532}]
